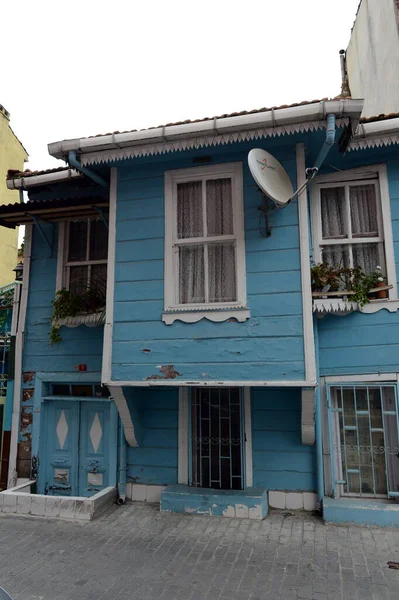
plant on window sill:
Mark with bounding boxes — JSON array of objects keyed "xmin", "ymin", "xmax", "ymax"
[
  {"xmin": 50, "ymin": 280, "xmax": 106, "ymax": 346},
  {"xmin": 311, "ymin": 263, "xmax": 389, "ymax": 308}
]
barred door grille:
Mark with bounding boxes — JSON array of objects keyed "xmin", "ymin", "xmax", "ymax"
[
  {"xmin": 329, "ymin": 385, "xmax": 399, "ymax": 499},
  {"xmin": 191, "ymin": 388, "xmax": 243, "ymax": 490}
]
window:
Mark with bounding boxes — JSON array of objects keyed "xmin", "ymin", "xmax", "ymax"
[
  {"xmin": 311, "ymin": 165, "xmax": 397, "ymax": 301},
  {"xmin": 63, "ymin": 218, "xmax": 108, "ymax": 295},
  {"xmin": 163, "ymin": 163, "xmax": 248, "ymax": 324},
  {"xmin": 329, "ymin": 384, "xmax": 399, "ymax": 500}
]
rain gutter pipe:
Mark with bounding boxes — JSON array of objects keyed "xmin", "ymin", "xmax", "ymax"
[
  {"xmin": 117, "ymin": 420, "xmax": 127, "ymax": 505},
  {"xmin": 313, "ymin": 315, "xmax": 324, "ymax": 509},
  {"xmin": 67, "ymin": 151, "xmax": 109, "ymax": 189}
]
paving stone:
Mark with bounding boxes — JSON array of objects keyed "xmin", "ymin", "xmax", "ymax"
[{"xmin": 0, "ymin": 505, "xmax": 398, "ymax": 600}]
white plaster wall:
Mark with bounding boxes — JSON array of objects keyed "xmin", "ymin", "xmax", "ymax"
[{"xmin": 346, "ymin": 0, "xmax": 399, "ymax": 117}]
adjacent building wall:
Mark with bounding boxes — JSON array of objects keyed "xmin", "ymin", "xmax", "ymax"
[
  {"xmin": 0, "ymin": 106, "xmax": 27, "ymax": 286},
  {"xmin": 346, "ymin": 0, "xmax": 399, "ymax": 117}
]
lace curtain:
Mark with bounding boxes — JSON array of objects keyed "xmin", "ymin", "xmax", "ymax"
[
  {"xmin": 177, "ymin": 179, "xmax": 236, "ymax": 304},
  {"xmin": 321, "ymin": 184, "xmax": 382, "ymax": 274}
]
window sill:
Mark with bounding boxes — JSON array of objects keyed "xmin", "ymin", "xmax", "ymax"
[
  {"xmin": 162, "ymin": 308, "xmax": 250, "ymax": 325},
  {"xmin": 55, "ymin": 311, "xmax": 105, "ymax": 328},
  {"xmin": 360, "ymin": 299, "xmax": 399, "ymax": 314}
]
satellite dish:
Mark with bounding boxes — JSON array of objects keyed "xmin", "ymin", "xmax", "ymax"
[{"xmin": 248, "ymin": 149, "xmax": 294, "ymax": 207}]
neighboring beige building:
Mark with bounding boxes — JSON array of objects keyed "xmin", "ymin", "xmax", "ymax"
[
  {"xmin": 345, "ymin": 0, "xmax": 399, "ymax": 117},
  {"xmin": 0, "ymin": 105, "xmax": 27, "ymax": 286}
]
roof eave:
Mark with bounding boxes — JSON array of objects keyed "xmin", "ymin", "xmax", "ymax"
[
  {"xmin": 48, "ymin": 99, "xmax": 365, "ymax": 160},
  {"xmin": 6, "ymin": 168, "xmax": 83, "ymax": 190}
]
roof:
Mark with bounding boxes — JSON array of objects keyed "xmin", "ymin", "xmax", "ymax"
[
  {"xmin": 84, "ymin": 98, "xmax": 331, "ymax": 139},
  {"xmin": 48, "ymin": 98, "xmax": 365, "ymax": 164},
  {"xmin": 359, "ymin": 112, "xmax": 399, "ymax": 124},
  {"xmin": 7, "ymin": 166, "xmax": 71, "ymax": 180},
  {"xmin": 0, "ymin": 196, "xmax": 109, "ymax": 229}
]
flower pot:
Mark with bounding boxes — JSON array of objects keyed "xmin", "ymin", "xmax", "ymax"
[{"xmin": 376, "ymin": 281, "xmax": 388, "ymax": 299}]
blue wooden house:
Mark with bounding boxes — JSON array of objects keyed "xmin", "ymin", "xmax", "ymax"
[{"xmin": 1, "ymin": 97, "xmax": 399, "ymax": 526}]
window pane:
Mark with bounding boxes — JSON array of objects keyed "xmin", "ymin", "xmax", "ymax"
[
  {"xmin": 179, "ymin": 245, "xmax": 205, "ymax": 304},
  {"xmin": 350, "ymin": 185, "xmax": 378, "ymax": 237},
  {"xmin": 91, "ymin": 263, "xmax": 107, "ymax": 295},
  {"xmin": 352, "ymin": 243, "xmax": 379, "ymax": 274},
  {"xmin": 321, "ymin": 187, "xmax": 347, "ymax": 239},
  {"xmin": 69, "ymin": 265, "xmax": 88, "ymax": 294},
  {"xmin": 68, "ymin": 221, "xmax": 88, "ymax": 261},
  {"xmin": 89, "ymin": 219, "xmax": 108, "ymax": 260},
  {"xmin": 206, "ymin": 178, "xmax": 233, "ymax": 236},
  {"xmin": 177, "ymin": 181, "xmax": 203, "ymax": 239},
  {"xmin": 208, "ymin": 243, "xmax": 236, "ymax": 302},
  {"xmin": 322, "ymin": 244, "xmax": 350, "ymax": 269}
]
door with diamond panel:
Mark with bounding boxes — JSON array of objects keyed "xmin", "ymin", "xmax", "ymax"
[
  {"xmin": 43, "ymin": 400, "xmax": 112, "ymax": 497},
  {"xmin": 44, "ymin": 401, "xmax": 79, "ymax": 496},
  {"xmin": 79, "ymin": 402, "xmax": 110, "ymax": 496}
]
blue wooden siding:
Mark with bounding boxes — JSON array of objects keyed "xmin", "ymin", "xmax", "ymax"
[
  {"xmin": 251, "ymin": 388, "xmax": 316, "ymax": 491},
  {"xmin": 317, "ymin": 158, "xmax": 399, "ymax": 376},
  {"xmin": 23, "ymin": 225, "xmax": 104, "ymax": 374},
  {"xmin": 126, "ymin": 387, "xmax": 178, "ymax": 485},
  {"xmin": 112, "ymin": 145, "xmax": 305, "ymax": 383}
]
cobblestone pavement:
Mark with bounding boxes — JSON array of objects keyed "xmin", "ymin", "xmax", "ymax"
[{"xmin": 0, "ymin": 503, "xmax": 398, "ymax": 600}]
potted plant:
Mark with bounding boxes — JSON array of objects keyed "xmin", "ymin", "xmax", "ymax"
[
  {"xmin": 374, "ymin": 266, "xmax": 388, "ymax": 299},
  {"xmin": 50, "ymin": 278, "xmax": 106, "ymax": 346},
  {"xmin": 310, "ymin": 263, "xmax": 343, "ymax": 294}
]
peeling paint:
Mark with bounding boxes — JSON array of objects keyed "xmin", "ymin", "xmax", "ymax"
[
  {"xmin": 23, "ymin": 371, "xmax": 35, "ymax": 383},
  {"xmin": 145, "ymin": 365, "xmax": 182, "ymax": 380},
  {"xmin": 142, "ymin": 349, "xmax": 151, "ymax": 353},
  {"xmin": 22, "ymin": 389, "xmax": 34, "ymax": 402}
]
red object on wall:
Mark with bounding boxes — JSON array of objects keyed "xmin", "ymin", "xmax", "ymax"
[{"xmin": 77, "ymin": 364, "xmax": 87, "ymax": 372}]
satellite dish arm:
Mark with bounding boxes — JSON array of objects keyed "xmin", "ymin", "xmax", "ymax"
[{"xmin": 287, "ymin": 114, "xmax": 336, "ymax": 204}]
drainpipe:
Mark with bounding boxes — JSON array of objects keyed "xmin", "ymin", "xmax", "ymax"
[
  {"xmin": 117, "ymin": 421, "xmax": 127, "ymax": 505},
  {"xmin": 313, "ymin": 315, "xmax": 324, "ymax": 509},
  {"xmin": 67, "ymin": 151, "xmax": 109, "ymax": 189},
  {"xmin": 314, "ymin": 114, "xmax": 336, "ymax": 172}
]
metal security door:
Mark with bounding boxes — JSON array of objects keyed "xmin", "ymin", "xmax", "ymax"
[
  {"xmin": 78, "ymin": 402, "xmax": 110, "ymax": 497},
  {"xmin": 190, "ymin": 388, "xmax": 244, "ymax": 490},
  {"xmin": 44, "ymin": 401, "xmax": 79, "ymax": 496}
]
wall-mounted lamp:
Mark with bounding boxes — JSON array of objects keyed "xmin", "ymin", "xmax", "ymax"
[{"xmin": 13, "ymin": 262, "xmax": 24, "ymax": 282}]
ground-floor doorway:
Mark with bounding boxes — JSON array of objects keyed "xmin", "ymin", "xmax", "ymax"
[
  {"xmin": 190, "ymin": 387, "xmax": 244, "ymax": 490},
  {"xmin": 41, "ymin": 397, "xmax": 116, "ymax": 497}
]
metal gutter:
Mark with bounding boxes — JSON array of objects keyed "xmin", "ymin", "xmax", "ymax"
[
  {"xmin": 6, "ymin": 169, "xmax": 82, "ymax": 190},
  {"xmin": 354, "ymin": 117, "xmax": 399, "ymax": 138},
  {"xmin": 48, "ymin": 99, "xmax": 364, "ymax": 160}
]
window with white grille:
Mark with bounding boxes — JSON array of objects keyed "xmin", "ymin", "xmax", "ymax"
[
  {"xmin": 329, "ymin": 384, "xmax": 399, "ymax": 500},
  {"xmin": 163, "ymin": 163, "xmax": 248, "ymax": 323},
  {"xmin": 311, "ymin": 165, "xmax": 397, "ymax": 300},
  {"xmin": 63, "ymin": 218, "xmax": 108, "ymax": 294}
]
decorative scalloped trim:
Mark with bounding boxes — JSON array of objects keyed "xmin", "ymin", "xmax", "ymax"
[
  {"xmin": 162, "ymin": 308, "xmax": 250, "ymax": 324},
  {"xmin": 81, "ymin": 120, "xmax": 348, "ymax": 166},
  {"xmin": 313, "ymin": 299, "xmax": 358, "ymax": 316},
  {"xmin": 56, "ymin": 311, "xmax": 105, "ymax": 328},
  {"xmin": 349, "ymin": 134, "xmax": 399, "ymax": 151},
  {"xmin": 360, "ymin": 300, "xmax": 399, "ymax": 314}
]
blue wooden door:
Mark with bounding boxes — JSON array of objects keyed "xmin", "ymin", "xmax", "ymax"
[
  {"xmin": 44, "ymin": 401, "xmax": 79, "ymax": 496},
  {"xmin": 43, "ymin": 401, "xmax": 112, "ymax": 497},
  {"xmin": 78, "ymin": 402, "xmax": 110, "ymax": 497}
]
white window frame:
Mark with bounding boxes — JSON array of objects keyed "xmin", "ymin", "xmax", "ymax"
[
  {"xmin": 56, "ymin": 219, "xmax": 108, "ymax": 292},
  {"xmin": 163, "ymin": 162, "xmax": 249, "ymax": 324},
  {"xmin": 310, "ymin": 164, "xmax": 398, "ymax": 306}
]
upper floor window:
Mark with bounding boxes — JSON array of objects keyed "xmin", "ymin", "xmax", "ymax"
[
  {"xmin": 311, "ymin": 165, "xmax": 397, "ymax": 301},
  {"xmin": 62, "ymin": 218, "xmax": 108, "ymax": 295},
  {"xmin": 163, "ymin": 163, "xmax": 249, "ymax": 324}
]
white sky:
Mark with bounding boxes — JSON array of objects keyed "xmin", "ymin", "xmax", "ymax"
[{"xmin": 1, "ymin": 0, "xmax": 360, "ymax": 172}]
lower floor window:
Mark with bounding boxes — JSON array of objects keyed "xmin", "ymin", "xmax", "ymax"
[
  {"xmin": 190, "ymin": 387, "xmax": 244, "ymax": 490},
  {"xmin": 330, "ymin": 384, "xmax": 399, "ymax": 498}
]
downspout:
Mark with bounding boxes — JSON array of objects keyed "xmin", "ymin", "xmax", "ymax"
[
  {"xmin": 67, "ymin": 151, "xmax": 109, "ymax": 189},
  {"xmin": 314, "ymin": 114, "xmax": 336, "ymax": 172},
  {"xmin": 313, "ymin": 315, "xmax": 324, "ymax": 510},
  {"xmin": 117, "ymin": 420, "xmax": 127, "ymax": 504}
]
